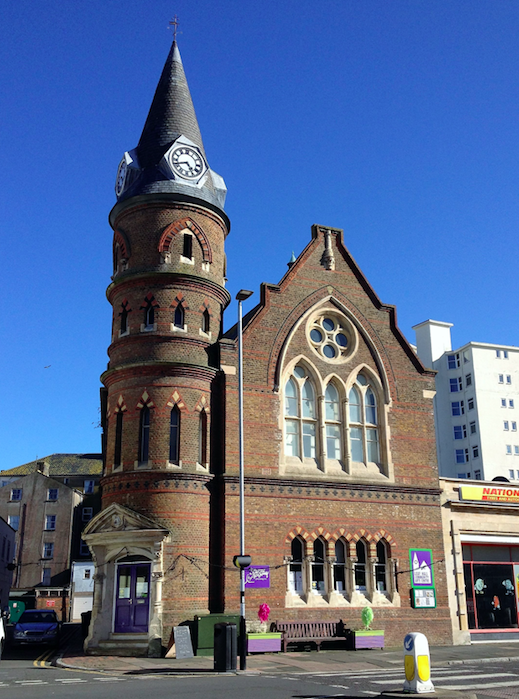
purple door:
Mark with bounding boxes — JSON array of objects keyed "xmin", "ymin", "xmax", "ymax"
[{"xmin": 114, "ymin": 564, "xmax": 150, "ymax": 633}]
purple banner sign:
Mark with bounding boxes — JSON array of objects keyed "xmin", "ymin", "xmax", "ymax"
[
  {"xmin": 244, "ymin": 566, "xmax": 270, "ymax": 588},
  {"xmin": 409, "ymin": 549, "xmax": 434, "ymax": 588}
]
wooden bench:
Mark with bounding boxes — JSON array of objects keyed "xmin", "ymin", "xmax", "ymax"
[{"xmin": 271, "ymin": 620, "xmax": 348, "ymax": 652}]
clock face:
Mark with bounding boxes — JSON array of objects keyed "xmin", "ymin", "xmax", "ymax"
[
  {"xmin": 115, "ymin": 159, "xmax": 128, "ymax": 196},
  {"xmin": 170, "ymin": 146, "xmax": 205, "ymax": 180}
]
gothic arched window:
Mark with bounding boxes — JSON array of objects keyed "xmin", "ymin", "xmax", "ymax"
[
  {"xmin": 174, "ymin": 304, "xmax": 185, "ymax": 329},
  {"xmin": 333, "ymin": 538, "xmax": 347, "ymax": 593},
  {"xmin": 354, "ymin": 539, "xmax": 367, "ymax": 591},
  {"xmin": 169, "ymin": 406, "xmax": 180, "ymax": 464},
  {"xmin": 325, "ymin": 383, "xmax": 342, "ymax": 460},
  {"xmin": 199, "ymin": 410, "xmax": 208, "ymax": 466},
  {"xmin": 202, "ymin": 309, "xmax": 210, "ymax": 334},
  {"xmin": 311, "ymin": 537, "xmax": 326, "ymax": 594},
  {"xmin": 139, "ymin": 406, "xmax": 150, "ymax": 463},
  {"xmin": 348, "ymin": 374, "xmax": 381, "ymax": 466},
  {"xmin": 284, "ymin": 366, "xmax": 317, "ymax": 459},
  {"xmin": 375, "ymin": 539, "xmax": 389, "ymax": 592},
  {"xmin": 289, "ymin": 537, "xmax": 305, "ymax": 594},
  {"xmin": 114, "ymin": 411, "xmax": 123, "ymax": 468}
]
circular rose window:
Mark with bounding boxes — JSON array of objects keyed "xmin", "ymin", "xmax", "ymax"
[{"xmin": 307, "ymin": 312, "xmax": 355, "ymax": 362}]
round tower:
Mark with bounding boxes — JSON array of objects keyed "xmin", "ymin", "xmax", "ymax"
[{"xmin": 87, "ymin": 40, "xmax": 229, "ymax": 654}]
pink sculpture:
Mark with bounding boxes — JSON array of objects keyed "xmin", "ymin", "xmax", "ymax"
[{"xmin": 258, "ymin": 603, "xmax": 270, "ymax": 623}]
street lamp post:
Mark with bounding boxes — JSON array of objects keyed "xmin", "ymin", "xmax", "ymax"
[{"xmin": 236, "ymin": 289, "xmax": 253, "ymax": 671}]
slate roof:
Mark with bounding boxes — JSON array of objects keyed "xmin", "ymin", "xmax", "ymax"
[
  {"xmin": 116, "ymin": 41, "xmax": 226, "ymax": 214},
  {"xmin": 0, "ymin": 454, "xmax": 102, "ymax": 477}
]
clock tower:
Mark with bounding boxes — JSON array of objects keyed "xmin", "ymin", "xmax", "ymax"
[{"xmin": 85, "ymin": 40, "xmax": 230, "ymax": 656}]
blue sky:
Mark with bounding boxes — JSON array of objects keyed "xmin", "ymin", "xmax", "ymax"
[{"xmin": 1, "ymin": 0, "xmax": 518, "ymax": 468}]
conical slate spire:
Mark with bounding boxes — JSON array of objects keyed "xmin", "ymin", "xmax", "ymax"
[{"xmin": 137, "ymin": 41, "xmax": 206, "ymax": 168}]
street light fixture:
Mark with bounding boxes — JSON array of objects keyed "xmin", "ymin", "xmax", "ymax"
[{"xmin": 236, "ymin": 289, "xmax": 253, "ymax": 671}]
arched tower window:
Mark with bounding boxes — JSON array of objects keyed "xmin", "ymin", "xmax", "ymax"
[
  {"xmin": 289, "ymin": 537, "xmax": 305, "ymax": 594},
  {"xmin": 333, "ymin": 538, "xmax": 347, "ymax": 593},
  {"xmin": 114, "ymin": 412, "xmax": 123, "ymax": 467},
  {"xmin": 284, "ymin": 365, "xmax": 317, "ymax": 459},
  {"xmin": 174, "ymin": 304, "xmax": 185, "ymax": 329},
  {"xmin": 183, "ymin": 233, "xmax": 193, "ymax": 260},
  {"xmin": 354, "ymin": 539, "xmax": 367, "ymax": 591},
  {"xmin": 120, "ymin": 307, "xmax": 128, "ymax": 335},
  {"xmin": 325, "ymin": 383, "xmax": 342, "ymax": 460},
  {"xmin": 202, "ymin": 309, "xmax": 210, "ymax": 334},
  {"xmin": 139, "ymin": 406, "xmax": 150, "ymax": 463},
  {"xmin": 199, "ymin": 410, "xmax": 208, "ymax": 466},
  {"xmin": 169, "ymin": 406, "xmax": 180, "ymax": 464},
  {"xmin": 348, "ymin": 374, "xmax": 381, "ymax": 467},
  {"xmin": 311, "ymin": 537, "xmax": 326, "ymax": 594}
]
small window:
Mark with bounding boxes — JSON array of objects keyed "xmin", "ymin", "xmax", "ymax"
[
  {"xmin": 8, "ymin": 515, "xmax": 19, "ymax": 531},
  {"xmin": 45, "ymin": 515, "xmax": 56, "ymax": 531},
  {"xmin": 114, "ymin": 411, "xmax": 123, "ymax": 467},
  {"xmin": 472, "ymin": 445, "xmax": 479, "ymax": 459},
  {"xmin": 451, "ymin": 401, "xmax": 464, "ymax": 416},
  {"xmin": 82, "ymin": 507, "xmax": 93, "ymax": 522},
  {"xmin": 502, "ymin": 399, "xmax": 508, "ymax": 408},
  {"xmin": 182, "ymin": 233, "xmax": 193, "ymax": 260},
  {"xmin": 42, "ymin": 568, "xmax": 51, "ymax": 586},
  {"xmin": 510, "ymin": 469, "xmax": 515, "ymax": 479},
  {"xmin": 513, "ymin": 422, "xmax": 517, "ymax": 432},
  {"xmin": 474, "ymin": 470, "xmax": 481, "ymax": 480},
  {"xmin": 515, "ymin": 446, "xmax": 519, "ymax": 456},
  {"xmin": 47, "ymin": 488, "xmax": 58, "ymax": 501},
  {"xmin": 507, "ymin": 445, "xmax": 512, "ymax": 455},
  {"xmin": 447, "ymin": 354, "xmax": 457, "ymax": 369},
  {"xmin": 43, "ymin": 542, "xmax": 54, "ymax": 559},
  {"xmin": 138, "ymin": 406, "xmax": 150, "ymax": 463},
  {"xmin": 465, "ymin": 373, "xmax": 472, "ymax": 387},
  {"xmin": 504, "ymin": 350, "xmax": 509, "ymax": 359},
  {"xmin": 10, "ymin": 488, "xmax": 22, "ymax": 501},
  {"xmin": 453, "ymin": 425, "xmax": 466, "ymax": 440},
  {"xmin": 169, "ymin": 406, "xmax": 180, "ymax": 463},
  {"xmin": 83, "ymin": 480, "xmax": 95, "ymax": 494},
  {"xmin": 456, "ymin": 449, "xmax": 469, "ymax": 464},
  {"xmin": 499, "ymin": 374, "xmax": 504, "ymax": 384},
  {"xmin": 174, "ymin": 304, "xmax": 184, "ymax": 329},
  {"xmin": 510, "ymin": 400, "xmax": 515, "ymax": 409},
  {"xmin": 201, "ymin": 309, "xmax": 210, "ymax": 334},
  {"xmin": 469, "ymin": 421, "xmax": 476, "ymax": 435},
  {"xmin": 457, "ymin": 473, "xmax": 468, "ymax": 479},
  {"xmin": 463, "ymin": 351, "xmax": 470, "ymax": 363},
  {"xmin": 450, "ymin": 377, "xmax": 462, "ymax": 393},
  {"xmin": 468, "ymin": 398, "xmax": 475, "ymax": 411},
  {"xmin": 496, "ymin": 350, "xmax": 501, "ymax": 358},
  {"xmin": 84, "ymin": 569, "xmax": 91, "ymax": 580},
  {"xmin": 79, "ymin": 540, "xmax": 89, "ymax": 557},
  {"xmin": 199, "ymin": 410, "xmax": 208, "ymax": 466},
  {"xmin": 507, "ymin": 375, "xmax": 512, "ymax": 385},
  {"xmin": 505, "ymin": 421, "xmax": 510, "ymax": 431}
]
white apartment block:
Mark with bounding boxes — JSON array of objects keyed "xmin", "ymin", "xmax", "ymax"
[{"xmin": 413, "ymin": 320, "xmax": 519, "ymax": 481}]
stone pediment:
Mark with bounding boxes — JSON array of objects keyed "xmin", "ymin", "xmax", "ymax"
[{"xmin": 84, "ymin": 502, "xmax": 166, "ymax": 536}]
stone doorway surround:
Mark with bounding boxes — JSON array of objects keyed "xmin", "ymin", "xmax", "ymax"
[{"xmin": 83, "ymin": 503, "xmax": 169, "ymax": 657}]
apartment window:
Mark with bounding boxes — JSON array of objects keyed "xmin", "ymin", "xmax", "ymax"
[
  {"xmin": 510, "ymin": 470, "xmax": 515, "ymax": 479},
  {"xmin": 84, "ymin": 480, "xmax": 95, "ymax": 494},
  {"xmin": 8, "ymin": 515, "xmax": 19, "ymax": 531},
  {"xmin": 499, "ymin": 374, "xmax": 504, "ymax": 384},
  {"xmin": 513, "ymin": 422, "xmax": 517, "ymax": 432},
  {"xmin": 507, "ymin": 445, "xmax": 512, "ymax": 455},
  {"xmin": 63, "ymin": 478, "xmax": 69, "ymax": 485},
  {"xmin": 472, "ymin": 445, "xmax": 479, "ymax": 459},
  {"xmin": 10, "ymin": 488, "xmax": 22, "ymax": 501},
  {"xmin": 474, "ymin": 470, "xmax": 481, "ymax": 480},
  {"xmin": 169, "ymin": 406, "xmax": 180, "ymax": 463},
  {"xmin": 447, "ymin": 354, "xmax": 458, "ymax": 369},
  {"xmin": 510, "ymin": 400, "xmax": 515, "ymax": 409},
  {"xmin": 47, "ymin": 488, "xmax": 58, "ymax": 501},
  {"xmin": 451, "ymin": 401, "xmax": 464, "ymax": 416},
  {"xmin": 496, "ymin": 350, "xmax": 501, "ymax": 358},
  {"xmin": 504, "ymin": 351, "xmax": 509, "ymax": 359},
  {"xmin": 453, "ymin": 425, "xmax": 466, "ymax": 440},
  {"xmin": 138, "ymin": 406, "xmax": 150, "ymax": 463},
  {"xmin": 505, "ymin": 421, "xmax": 510, "ymax": 431},
  {"xmin": 463, "ymin": 351, "xmax": 470, "ymax": 363},
  {"xmin": 43, "ymin": 542, "xmax": 54, "ymax": 559},
  {"xmin": 84, "ymin": 568, "xmax": 92, "ymax": 580},
  {"xmin": 82, "ymin": 507, "xmax": 93, "ymax": 522},
  {"xmin": 465, "ymin": 373, "xmax": 472, "ymax": 387},
  {"xmin": 450, "ymin": 377, "xmax": 462, "ymax": 393},
  {"xmin": 507, "ymin": 375, "xmax": 512, "ymax": 385},
  {"xmin": 515, "ymin": 446, "xmax": 519, "ymax": 456},
  {"xmin": 456, "ymin": 449, "xmax": 469, "ymax": 464},
  {"xmin": 79, "ymin": 540, "xmax": 89, "ymax": 557},
  {"xmin": 502, "ymin": 399, "xmax": 508, "ymax": 408},
  {"xmin": 468, "ymin": 398, "xmax": 475, "ymax": 411},
  {"xmin": 469, "ymin": 421, "xmax": 476, "ymax": 435},
  {"xmin": 45, "ymin": 515, "xmax": 56, "ymax": 531},
  {"xmin": 42, "ymin": 568, "xmax": 51, "ymax": 586},
  {"xmin": 457, "ymin": 473, "xmax": 468, "ymax": 479}
]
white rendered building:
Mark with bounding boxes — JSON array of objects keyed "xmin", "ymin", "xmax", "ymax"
[{"xmin": 413, "ymin": 320, "xmax": 519, "ymax": 481}]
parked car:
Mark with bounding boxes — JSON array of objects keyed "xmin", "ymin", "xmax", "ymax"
[{"xmin": 12, "ymin": 610, "xmax": 61, "ymax": 646}]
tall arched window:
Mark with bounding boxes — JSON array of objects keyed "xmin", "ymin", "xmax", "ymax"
[
  {"xmin": 375, "ymin": 539, "xmax": 389, "ymax": 592},
  {"xmin": 202, "ymin": 309, "xmax": 210, "ymax": 333},
  {"xmin": 169, "ymin": 406, "xmax": 180, "ymax": 464},
  {"xmin": 144, "ymin": 302, "xmax": 154, "ymax": 328},
  {"xmin": 354, "ymin": 539, "xmax": 367, "ymax": 591},
  {"xmin": 139, "ymin": 406, "xmax": 150, "ymax": 463},
  {"xmin": 311, "ymin": 537, "xmax": 326, "ymax": 594},
  {"xmin": 183, "ymin": 233, "xmax": 193, "ymax": 260},
  {"xmin": 333, "ymin": 539, "xmax": 347, "ymax": 593},
  {"xmin": 174, "ymin": 304, "xmax": 184, "ymax": 329},
  {"xmin": 120, "ymin": 307, "xmax": 128, "ymax": 334},
  {"xmin": 289, "ymin": 537, "xmax": 305, "ymax": 593},
  {"xmin": 348, "ymin": 374, "xmax": 380, "ymax": 466},
  {"xmin": 325, "ymin": 383, "xmax": 342, "ymax": 460},
  {"xmin": 114, "ymin": 411, "xmax": 123, "ymax": 467},
  {"xmin": 199, "ymin": 410, "xmax": 207, "ymax": 466},
  {"xmin": 284, "ymin": 365, "xmax": 317, "ymax": 459}
]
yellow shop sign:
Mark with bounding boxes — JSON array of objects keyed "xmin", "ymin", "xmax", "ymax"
[{"xmin": 460, "ymin": 485, "xmax": 519, "ymax": 503}]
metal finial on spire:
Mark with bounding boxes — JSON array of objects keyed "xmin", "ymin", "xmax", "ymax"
[{"xmin": 169, "ymin": 15, "xmax": 180, "ymax": 41}]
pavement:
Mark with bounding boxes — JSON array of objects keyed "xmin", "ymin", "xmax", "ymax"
[{"xmin": 53, "ymin": 625, "xmax": 519, "ymax": 698}]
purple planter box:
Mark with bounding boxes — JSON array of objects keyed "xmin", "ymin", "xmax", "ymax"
[
  {"xmin": 350, "ymin": 630, "xmax": 384, "ymax": 650},
  {"xmin": 247, "ymin": 633, "xmax": 282, "ymax": 653}
]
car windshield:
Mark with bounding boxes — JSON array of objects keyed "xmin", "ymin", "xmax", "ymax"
[{"xmin": 18, "ymin": 611, "xmax": 57, "ymax": 624}]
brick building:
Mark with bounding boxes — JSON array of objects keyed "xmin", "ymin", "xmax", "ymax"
[{"xmin": 84, "ymin": 39, "xmax": 453, "ymax": 656}]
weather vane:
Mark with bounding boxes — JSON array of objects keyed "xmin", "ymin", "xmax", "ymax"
[{"xmin": 169, "ymin": 15, "xmax": 180, "ymax": 42}]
